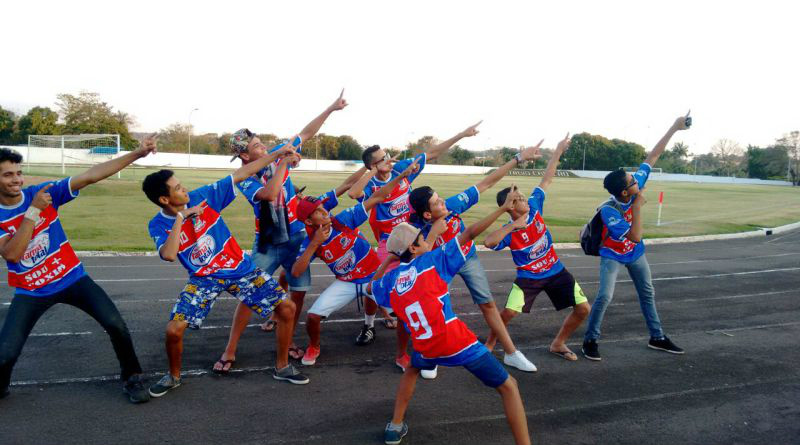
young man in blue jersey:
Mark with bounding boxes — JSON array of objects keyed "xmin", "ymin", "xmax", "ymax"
[
  {"xmin": 406, "ymin": 143, "xmax": 543, "ymax": 377},
  {"xmin": 369, "ymin": 196, "xmax": 532, "ymax": 445},
  {"xmin": 0, "ymin": 137, "xmax": 158, "ymax": 403},
  {"xmin": 143, "ymin": 144, "xmax": 308, "ymax": 397},
  {"xmin": 216, "ymin": 90, "xmax": 349, "ymax": 367},
  {"xmin": 291, "ymin": 160, "xmax": 419, "ymax": 365},
  {"xmin": 581, "ymin": 114, "xmax": 691, "ymax": 361},
  {"xmin": 484, "ymin": 134, "xmax": 590, "ymax": 361}
]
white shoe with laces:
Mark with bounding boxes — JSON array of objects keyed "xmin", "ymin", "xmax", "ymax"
[
  {"xmin": 504, "ymin": 350, "xmax": 537, "ymax": 372},
  {"xmin": 420, "ymin": 366, "xmax": 438, "ymax": 380}
]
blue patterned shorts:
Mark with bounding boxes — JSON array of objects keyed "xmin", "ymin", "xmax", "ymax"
[{"xmin": 170, "ymin": 268, "xmax": 287, "ymax": 329}]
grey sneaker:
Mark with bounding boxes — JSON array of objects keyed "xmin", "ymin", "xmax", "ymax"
[
  {"xmin": 123, "ymin": 374, "xmax": 150, "ymax": 404},
  {"xmin": 384, "ymin": 422, "xmax": 408, "ymax": 445},
  {"xmin": 272, "ymin": 364, "xmax": 310, "ymax": 385},
  {"xmin": 148, "ymin": 374, "xmax": 181, "ymax": 398}
]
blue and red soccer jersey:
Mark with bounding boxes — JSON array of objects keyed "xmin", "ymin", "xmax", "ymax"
[
  {"xmin": 299, "ymin": 202, "xmax": 381, "ymax": 284},
  {"xmin": 411, "ymin": 185, "xmax": 479, "ymax": 259},
  {"xmin": 0, "ymin": 178, "xmax": 85, "ymax": 296},
  {"xmin": 149, "ymin": 175, "xmax": 254, "ymax": 278},
  {"xmin": 490, "ymin": 187, "xmax": 564, "ymax": 279},
  {"xmin": 361, "ymin": 153, "xmax": 427, "ymax": 243},
  {"xmin": 237, "ymin": 136, "xmax": 304, "ymax": 243},
  {"xmin": 371, "ymin": 239, "xmax": 485, "ymax": 365},
  {"xmin": 600, "ymin": 162, "xmax": 651, "ymax": 263}
]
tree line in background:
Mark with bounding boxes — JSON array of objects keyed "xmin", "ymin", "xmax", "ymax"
[{"xmin": 1, "ymin": 92, "xmax": 798, "ymax": 184}]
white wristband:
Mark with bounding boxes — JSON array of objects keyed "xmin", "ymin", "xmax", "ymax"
[{"xmin": 24, "ymin": 207, "xmax": 41, "ymax": 222}]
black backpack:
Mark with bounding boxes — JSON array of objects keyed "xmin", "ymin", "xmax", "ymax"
[{"xmin": 580, "ymin": 199, "xmax": 622, "ymax": 256}]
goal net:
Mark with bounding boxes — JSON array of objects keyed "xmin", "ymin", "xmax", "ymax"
[{"xmin": 26, "ymin": 134, "xmax": 121, "ymax": 174}]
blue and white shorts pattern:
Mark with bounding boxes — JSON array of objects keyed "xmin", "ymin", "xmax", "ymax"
[{"xmin": 170, "ymin": 268, "xmax": 286, "ymax": 328}]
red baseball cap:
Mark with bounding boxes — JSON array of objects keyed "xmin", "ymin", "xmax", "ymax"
[{"xmin": 296, "ymin": 196, "xmax": 323, "ymax": 222}]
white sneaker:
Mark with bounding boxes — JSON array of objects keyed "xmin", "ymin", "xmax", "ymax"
[
  {"xmin": 420, "ymin": 366, "xmax": 438, "ymax": 379},
  {"xmin": 503, "ymin": 351, "xmax": 537, "ymax": 372}
]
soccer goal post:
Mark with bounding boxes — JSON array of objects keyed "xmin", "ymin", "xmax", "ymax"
[{"xmin": 27, "ymin": 134, "xmax": 121, "ymax": 175}]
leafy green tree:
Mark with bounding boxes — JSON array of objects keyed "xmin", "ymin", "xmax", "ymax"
[
  {"xmin": 449, "ymin": 145, "xmax": 475, "ymax": 165},
  {"xmin": 156, "ymin": 123, "xmax": 191, "ymax": 153},
  {"xmin": 657, "ymin": 142, "xmax": 691, "ymax": 173},
  {"xmin": 13, "ymin": 106, "xmax": 62, "ymax": 143},
  {"xmin": 746, "ymin": 145, "xmax": 790, "ymax": 180},
  {"xmin": 313, "ymin": 134, "xmax": 339, "ymax": 160},
  {"xmin": 336, "ymin": 135, "xmax": 362, "ymax": 160},
  {"xmin": 562, "ymin": 133, "xmax": 646, "ymax": 170},
  {"xmin": 0, "ymin": 106, "xmax": 17, "ymax": 144},
  {"xmin": 56, "ymin": 92, "xmax": 138, "ymax": 149}
]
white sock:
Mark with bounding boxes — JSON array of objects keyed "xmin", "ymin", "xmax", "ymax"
[
  {"xmin": 388, "ymin": 422, "xmax": 404, "ymax": 431},
  {"xmin": 365, "ymin": 314, "xmax": 376, "ymax": 327}
]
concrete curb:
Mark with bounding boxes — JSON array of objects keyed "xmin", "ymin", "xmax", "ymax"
[{"xmin": 74, "ymin": 221, "xmax": 800, "ymax": 257}]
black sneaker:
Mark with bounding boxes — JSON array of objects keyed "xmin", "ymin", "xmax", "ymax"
[
  {"xmin": 355, "ymin": 324, "xmax": 376, "ymax": 346},
  {"xmin": 123, "ymin": 374, "xmax": 150, "ymax": 404},
  {"xmin": 148, "ymin": 374, "xmax": 181, "ymax": 398},
  {"xmin": 648, "ymin": 336, "xmax": 684, "ymax": 354},
  {"xmin": 272, "ymin": 364, "xmax": 310, "ymax": 385},
  {"xmin": 582, "ymin": 340, "xmax": 602, "ymax": 361}
]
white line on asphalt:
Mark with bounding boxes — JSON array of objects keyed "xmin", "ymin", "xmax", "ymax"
[
  {"xmin": 15, "ymin": 289, "xmax": 797, "ymax": 338},
  {"xmin": 3, "ymin": 252, "xmax": 796, "ymax": 276},
  {"xmin": 29, "ymin": 331, "xmax": 92, "ymax": 337},
  {"xmin": 11, "ymin": 320, "xmax": 800, "ymax": 388}
]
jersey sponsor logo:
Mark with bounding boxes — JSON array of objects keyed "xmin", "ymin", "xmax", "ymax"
[
  {"xmin": 21, "ymin": 232, "xmax": 50, "ymax": 269},
  {"xmin": 527, "ymin": 235, "xmax": 550, "ymax": 261},
  {"xmin": 457, "ymin": 192, "xmax": 470, "ymax": 204},
  {"xmin": 339, "ymin": 235, "xmax": 351, "ymax": 249},
  {"xmin": 398, "ymin": 180, "xmax": 408, "ymax": 191},
  {"xmin": 607, "ymin": 216, "xmax": 621, "ymax": 226},
  {"xmin": 534, "ymin": 218, "xmax": 544, "ymax": 233},
  {"xmin": 388, "ymin": 196, "xmax": 410, "ymax": 217},
  {"xmin": 190, "ymin": 234, "xmax": 216, "ymax": 267},
  {"xmin": 333, "ymin": 249, "xmax": 357, "ymax": 275},
  {"xmin": 395, "ymin": 266, "xmax": 418, "ymax": 295}
]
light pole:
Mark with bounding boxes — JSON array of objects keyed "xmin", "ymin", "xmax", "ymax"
[
  {"xmin": 188, "ymin": 107, "xmax": 199, "ymax": 167},
  {"xmin": 582, "ymin": 147, "xmax": 586, "ymax": 171}
]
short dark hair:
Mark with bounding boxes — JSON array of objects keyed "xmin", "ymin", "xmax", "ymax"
[
  {"xmin": 142, "ymin": 169, "xmax": 175, "ymax": 207},
  {"xmin": 0, "ymin": 148, "xmax": 23, "ymax": 165},
  {"xmin": 603, "ymin": 168, "xmax": 628, "ymax": 197},
  {"xmin": 496, "ymin": 187, "xmax": 513, "ymax": 207},
  {"xmin": 362, "ymin": 145, "xmax": 381, "ymax": 168},
  {"xmin": 409, "ymin": 186, "xmax": 434, "ymax": 217}
]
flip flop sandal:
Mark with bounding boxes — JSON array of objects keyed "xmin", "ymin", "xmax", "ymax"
[
  {"xmin": 212, "ymin": 359, "xmax": 236, "ymax": 374},
  {"xmin": 288, "ymin": 346, "xmax": 305, "ymax": 360},
  {"xmin": 261, "ymin": 320, "xmax": 277, "ymax": 332},
  {"xmin": 381, "ymin": 318, "xmax": 397, "ymax": 329},
  {"xmin": 549, "ymin": 349, "xmax": 578, "ymax": 361}
]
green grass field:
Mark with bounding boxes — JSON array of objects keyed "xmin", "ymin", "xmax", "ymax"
[{"xmin": 22, "ymin": 165, "xmax": 800, "ymax": 251}]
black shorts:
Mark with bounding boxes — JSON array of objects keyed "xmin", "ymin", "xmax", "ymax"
[{"xmin": 505, "ymin": 269, "xmax": 588, "ymax": 313}]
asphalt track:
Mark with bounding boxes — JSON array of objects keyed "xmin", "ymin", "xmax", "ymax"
[{"xmin": 0, "ymin": 230, "xmax": 798, "ymax": 445}]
